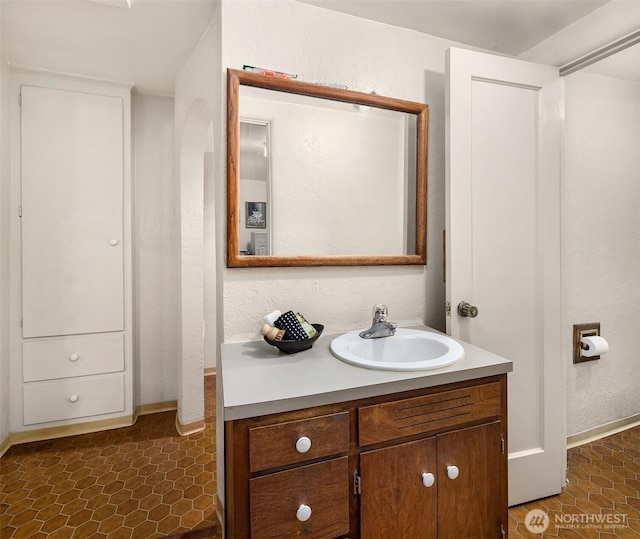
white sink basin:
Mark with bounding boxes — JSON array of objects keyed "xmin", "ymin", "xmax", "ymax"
[{"xmin": 330, "ymin": 328, "xmax": 465, "ymax": 371}]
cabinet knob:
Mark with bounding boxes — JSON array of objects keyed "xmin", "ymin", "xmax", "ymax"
[
  {"xmin": 109, "ymin": 239, "xmax": 119, "ymax": 246},
  {"xmin": 69, "ymin": 353, "xmax": 79, "ymax": 362},
  {"xmin": 295, "ymin": 436, "xmax": 312, "ymax": 454},
  {"xmin": 296, "ymin": 504, "xmax": 312, "ymax": 522},
  {"xmin": 447, "ymin": 465, "xmax": 459, "ymax": 480},
  {"xmin": 421, "ymin": 472, "xmax": 435, "ymax": 488},
  {"xmin": 69, "ymin": 395, "xmax": 79, "ymax": 403}
]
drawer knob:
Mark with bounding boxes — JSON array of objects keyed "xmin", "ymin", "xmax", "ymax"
[
  {"xmin": 110, "ymin": 239, "xmax": 119, "ymax": 246},
  {"xmin": 69, "ymin": 353, "xmax": 79, "ymax": 362},
  {"xmin": 295, "ymin": 436, "xmax": 312, "ymax": 454},
  {"xmin": 69, "ymin": 395, "xmax": 79, "ymax": 403},
  {"xmin": 447, "ymin": 465, "xmax": 459, "ymax": 480},
  {"xmin": 296, "ymin": 504, "xmax": 312, "ymax": 522},
  {"xmin": 422, "ymin": 472, "xmax": 435, "ymax": 487}
]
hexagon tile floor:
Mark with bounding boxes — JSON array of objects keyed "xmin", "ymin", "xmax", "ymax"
[
  {"xmin": 509, "ymin": 425, "xmax": 640, "ymax": 538},
  {"xmin": 0, "ymin": 375, "xmax": 219, "ymax": 539},
  {"xmin": 2, "ymin": 374, "xmax": 639, "ymax": 538}
]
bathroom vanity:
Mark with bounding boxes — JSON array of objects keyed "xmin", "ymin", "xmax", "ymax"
[{"xmin": 219, "ymin": 326, "xmax": 512, "ymax": 538}]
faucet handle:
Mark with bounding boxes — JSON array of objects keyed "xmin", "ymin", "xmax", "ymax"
[{"xmin": 373, "ymin": 303, "xmax": 388, "ymax": 322}]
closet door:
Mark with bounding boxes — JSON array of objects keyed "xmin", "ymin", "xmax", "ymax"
[{"xmin": 21, "ymin": 85, "xmax": 124, "ymax": 338}]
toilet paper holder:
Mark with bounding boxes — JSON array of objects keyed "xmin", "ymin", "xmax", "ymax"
[{"xmin": 573, "ymin": 323, "xmax": 605, "ymax": 363}]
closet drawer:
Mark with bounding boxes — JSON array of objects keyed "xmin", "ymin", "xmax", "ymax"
[
  {"xmin": 23, "ymin": 373, "xmax": 125, "ymax": 425},
  {"xmin": 23, "ymin": 334, "xmax": 124, "ymax": 382},
  {"xmin": 359, "ymin": 381, "xmax": 502, "ymax": 446},
  {"xmin": 249, "ymin": 412, "xmax": 349, "ymax": 472}
]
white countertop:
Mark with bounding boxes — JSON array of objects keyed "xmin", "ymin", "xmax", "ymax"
[{"xmin": 220, "ymin": 325, "xmax": 513, "ymax": 421}]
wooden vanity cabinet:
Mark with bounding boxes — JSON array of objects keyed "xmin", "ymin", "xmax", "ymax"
[
  {"xmin": 360, "ymin": 421, "xmax": 504, "ymax": 539},
  {"xmin": 224, "ymin": 375, "xmax": 507, "ymax": 538}
]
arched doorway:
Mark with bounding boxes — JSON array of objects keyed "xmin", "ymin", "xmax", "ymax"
[{"xmin": 176, "ymin": 98, "xmax": 214, "ymax": 434}]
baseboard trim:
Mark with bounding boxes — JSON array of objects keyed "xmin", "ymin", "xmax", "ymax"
[
  {"xmin": 1, "ymin": 374, "xmax": 215, "ymax": 455},
  {"xmin": 138, "ymin": 400, "xmax": 177, "ymax": 416},
  {"xmin": 0, "ymin": 436, "xmax": 12, "ymax": 458},
  {"xmin": 175, "ymin": 415, "xmax": 206, "ymax": 436},
  {"xmin": 0, "ymin": 414, "xmax": 137, "ymax": 457},
  {"xmin": 0, "ymin": 400, "xmax": 179, "ymax": 458},
  {"xmin": 216, "ymin": 494, "xmax": 224, "ymax": 536},
  {"xmin": 567, "ymin": 413, "xmax": 640, "ymax": 448}
]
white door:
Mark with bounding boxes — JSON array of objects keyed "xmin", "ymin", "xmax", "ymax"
[
  {"xmin": 445, "ymin": 48, "xmax": 564, "ymax": 506},
  {"xmin": 21, "ymin": 85, "xmax": 124, "ymax": 338}
]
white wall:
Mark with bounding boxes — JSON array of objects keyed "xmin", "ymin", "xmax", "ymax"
[
  {"xmin": 0, "ymin": 2, "xmax": 11, "ymax": 446},
  {"xmin": 221, "ymin": 0, "xmax": 456, "ymax": 342},
  {"xmin": 520, "ymin": 0, "xmax": 640, "ymax": 438},
  {"xmin": 563, "ymin": 71, "xmax": 640, "ymax": 436},
  {"xmin": 133, "ymin": 94, "xmax": 180, "ymax": 407},
  {"xmin": 174, "ymin": 6, "xmax": 221, "ymax": 430}
]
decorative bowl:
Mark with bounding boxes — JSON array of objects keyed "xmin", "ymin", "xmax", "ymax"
[{"xmin": 263, "ymin": 324, "xmax": 324, "ymax": 354}]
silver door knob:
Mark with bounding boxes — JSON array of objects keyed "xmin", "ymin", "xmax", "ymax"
[{"xmin": 457, "ymin": 302, "xmax": 478, "ymax": 318}]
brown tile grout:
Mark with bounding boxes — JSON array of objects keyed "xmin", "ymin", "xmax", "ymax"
[
  {"xmin": 2, "ymin": 375, "xmax": 638, "ymax": 538},
  {"xmin": 0, "ymin": 376, "xmax": 218, "ymax": 539},
  {"xmin": 509, "ymin": 425, "xmax": 640, "ymax": 538}
]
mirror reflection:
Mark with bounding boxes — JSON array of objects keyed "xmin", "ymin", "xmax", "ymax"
[
  {"xmin": 227, "ymin": 68, "xmax": 428, "ymax": 267},
  {"xmin": 239, "ymin": 120, "xmax": 271, "ymax": 255}
]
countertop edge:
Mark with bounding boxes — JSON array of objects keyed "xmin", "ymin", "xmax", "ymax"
[
  {"xmin": 221, "ymin": 326, "xmax": 513, "ymax": 421},
  {"xmin": 223, "ymin": 362, "xmax": 510, "ymax": 421}
]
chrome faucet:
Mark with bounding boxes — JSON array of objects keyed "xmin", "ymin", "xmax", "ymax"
[{"xmin": 359, "ymin": 304, "xmax": 397, "ymax": 339}]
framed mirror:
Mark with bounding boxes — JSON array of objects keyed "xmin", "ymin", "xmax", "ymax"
[{"xmin": 227, "ymin": 68, "xmax": 428, "ymax": 267}]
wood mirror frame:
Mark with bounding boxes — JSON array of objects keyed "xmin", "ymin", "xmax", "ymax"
[{"xmin": 227, "ymin": 68, "xmax": 428, "ymax": 267}]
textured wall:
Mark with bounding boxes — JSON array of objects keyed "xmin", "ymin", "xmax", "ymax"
[
  {"xmin": 221, "ymin": 0, "xmax": 454, "ymax": 342},
  {"xmin": 0, "ymin": 3, "xmax": 11, "ymax": 445},
  {"xmin": 132, "ymin": 94, "xmax": 180, "ymax": 406},
  {"xmin": 174, "ymin": 6, "xmax": 221, "ymax": 429},
  {"xmin": 563, "ymin": 71, "xmax": 640, "ymax": 435}
]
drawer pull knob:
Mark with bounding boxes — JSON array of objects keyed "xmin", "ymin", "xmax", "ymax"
[
  {"xmin": 447, "ymin": 465, "xmax": 459, "ymax": 480},
  {"xmin": 69, "ymin": 353, "xmax": 79, "ymax": 362},
  {"xmin": 296, "ymin": 504, "xmax": 312, "ymax": 522},
  {"xmin": 422, "ymin": 472, "xmax": 435, "ymax": 487},
  {"xmin": 110, "ymin": 239, "xmax": 119, "ymax": 246},
  {"xmin": 69, "ymin": 395, "xmax": 79, "ymax": 403},
  {"xmin": 295, "ymin": 436, "xmax": 312, "ymax": 453}
]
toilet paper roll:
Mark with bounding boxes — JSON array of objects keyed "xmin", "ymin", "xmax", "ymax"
[{"xmin": 581, "ymin": 335, "xmax": 609, "ymax": 357}]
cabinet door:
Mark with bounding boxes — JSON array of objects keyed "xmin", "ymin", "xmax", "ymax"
[
  {"xmin": 21, "ymin": 85, "xmax": 124, "ymax": 338},
  {"xmin": 360, "ymin": 437, "xmax": 437, "ymax": 538},
  {"xmin": 437, "ymin": 421, "xmax": 505, "ymax": 539}
]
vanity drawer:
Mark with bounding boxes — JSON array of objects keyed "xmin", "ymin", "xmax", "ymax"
[
  {"xmin": 359, "ymin": 381, "xmax": 502, "ymax": 446},
  {"xmin": 249, "ymin": 457, "xmax": 349, "ymax": 539},
  {"xmin": 23, "ymin": 333, "xmax": 124, "ymax": 382},
  {"xmin": 23, "ymin": 373, "xmax": 125, "ymax": 425},
  {"xmin": 249, "ymin": 412, "xmax": 349, "ymax": 472}
]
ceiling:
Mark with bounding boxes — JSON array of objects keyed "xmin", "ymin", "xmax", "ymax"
[
  {"xmin": 298, "ymin": 0, "xmax": 611, "ymax": 56},
  {"xmin": 1, "ymin": 0, "xmax": 217, "ymax": 96},
  {"xmin": 582, "ymin": 41, "xmax": 640, "ymax": 83},
  {"xmin": 1, "ymin": 0, "xmax": 636, "ymax": 96}
]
